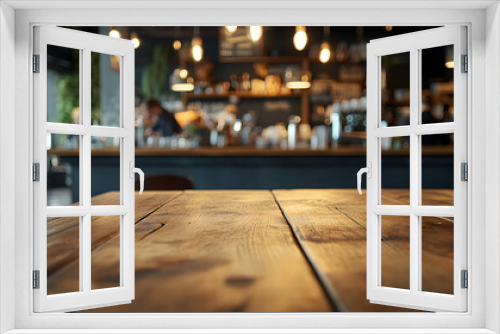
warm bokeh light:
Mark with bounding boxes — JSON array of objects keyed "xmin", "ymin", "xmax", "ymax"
[
  {"xmin": 293, "ymin": 26, "xmax": 308, "ymax": 51},
  {"xmin": 386, "ymin": 26, "xmax": 393, "ymax": 32},
  {"xmin": 179, "ymin": 69, "xmax": 188, "ymax": 79},
  {"xmin": 226, "ymin": 26, "xmax": 237, "ymax": 33},
  {"xmin": 173, "ymin": 40, "xmax": 182, "ymax": 50},
  {"xmin": 191, "ymin": 37, "xmax": 203, "ymax": 62},
  {"xmin": 249, "ymin": 26, "xmax": 262, "ymax": 42},
  {"xmin": 131, "ymin": 32, "xmax": 141, "ymax": 49},
  {"xmin": 171, "ymin": 83, "xmax": 195, "ymax": 92},
  {"xmin": 109, "ymin": 28, "xmax": 121, "ymax": 38},
  {"xmin": 445, "ymin": 60, "xmax": 454, "ymax": 68},
  {"xmin": 319, "ymin": 42, "xmax": 331, "ymax": 63}
]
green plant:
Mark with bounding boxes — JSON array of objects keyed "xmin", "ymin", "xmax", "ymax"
[
  {"xmin": 141, "ymin": 45, "xmax": 170, "ymax": 99},
  {"xmin": 56, "ymin": 51, "xmax": 101, "ymax": 125}
]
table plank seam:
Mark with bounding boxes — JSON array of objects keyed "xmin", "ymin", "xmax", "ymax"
[{"xmin": 271, "ymin": 190, "xmax": 348, "ymax": 312}]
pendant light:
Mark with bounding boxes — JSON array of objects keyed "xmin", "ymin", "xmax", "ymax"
[
  {"xmin": 293, "ymin": 26, "xmax": 308, "ymax": 51},
  {"xmin": 319, "ymin": 27, "xmax": 331, "ymax": 63},
  {"xmin": 249, "ymin": 26, "xmax": 263, "ymax": 42},
  {"xmin": 130, "ymin": 32, "xmax": 141, "ymax": 49},
  {"xmin": 109, "ymin": 27, "xmax": 121, "ymax": 38},
  {"xmin": 173, "ymin": 27, "xmax": 182, "ymax": 51},
  {"xmin": 191, "ymin": 27, "xmax": 203, "ymax": 62},
  {"xmin": 284, "ymin": 67, "xmax": 311, "ymax": 90},
  {"xmin": 171, "ymin": 68, "xmax": 194, "ymax": 92}
]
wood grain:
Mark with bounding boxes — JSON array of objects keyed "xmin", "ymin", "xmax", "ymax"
[
  {"xmin": 62, "ymin": 190, "xmax": 333, "ymax": 312},
  {"xmin": 47, "ymin": 189, "xmax": 454, "ymax": 312},
  {"xmin": 272, "ymin": 189, "xmax": 454, "ymax": 312},
  {"xmin": 46, "ymin": 191, "xmax": 180, "ymax": 295}
]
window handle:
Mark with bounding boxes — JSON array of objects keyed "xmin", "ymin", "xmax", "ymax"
[
  {"xmin": 129, "ymin": 162, "xmax": 145, "ymax": 195},
  {"xmin": 357, "ymin": 162, "xmax": 371, "ymax": 195}
]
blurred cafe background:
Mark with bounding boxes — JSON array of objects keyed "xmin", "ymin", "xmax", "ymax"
[{"xmin": 46, "ymin": 26, "xmax": 455, "ymax": 205}]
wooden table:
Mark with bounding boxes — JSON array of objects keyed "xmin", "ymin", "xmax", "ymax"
[{"xmin": 47, "ymin": 189, "xmax": 454, "ymax": 312}]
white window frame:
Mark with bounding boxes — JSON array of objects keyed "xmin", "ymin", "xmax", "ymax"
[
  {"xmin": 0, "ymin": 1, "xmax": 498, "ymax": 333},
  {"xmin": 33, "ymin": 25, "xmax": 136, "ymax": 313},
  {"xmin": 366, "ymin": 26, "xmax": 467, "ymax": 312}
]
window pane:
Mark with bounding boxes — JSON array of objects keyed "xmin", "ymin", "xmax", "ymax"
[
  {"xmin": 91, "ymin": 52, "xmax": 121, "ymax": 127},
  {"xmin": 421, "ymin": 216, "xmax": 454, "ymax": 294},
  {"xmin": 91, "ymin": 215, "xmax": 121, "ymax": 290},
  {"xmin": 47, "ymin": 216, "xmax": 80, "ymax": 295},
  {"xmin": 47, "ymin": 45, "xmax": 80, "ymax": 124},
  {"xmin": 381, "ymin": 136, "xmax": 410, "ymax": 205},
  {"xmin": 421, "ymin": 45, "xmax": 454, "ymax": 125},
  {"xmin": 421, "ymin": 134, "xmax": 454, "ymax": 206},
  {"xmin": 47, "ymin": 133, "xmax": 79, "ymax": 206},
  {"xmin": 91, "ymin": 136, "xmax": 121, "ymax": 205},
  {"xmin": 381, "ymin": 52, "xmax": 410, "ymax": 127},
  {"xmin": 381, "ymin": 215, "xmax": 410, "ymax": 290}
]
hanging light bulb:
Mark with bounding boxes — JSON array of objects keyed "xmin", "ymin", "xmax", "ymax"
[
  {"xmin": 192, "ymin": 27, "xmax": 203, "ymax": 62},
  {"xmin": 226, "ymin": 26, "xmax": 237, "ymax": 33},
  {"xmin": 319, "ymin": 42, "xmax": 331, "ymax": 63},
  {"xmin": 249, "ymin": 26, "xmax": 262, "ymax": 42},
  {"xmin": 192, "ymin": 37, "xmax": 203, "ymax": 62},
  {"xmin": 130, "ymin": 32, "xmax": 141, "ymax": 49},
  {"xmin": 109, "ymin": 27, "xmax": 121, "ymax": 38},
  {"xmin": 293, "ymin": 26, "xmax": 308, "ymax": 51},
  {"xmin": 173, "ymin": 40, "xmax": 182, "ymax": 51},
  {"xmin": 319, "ymin": 27, "xmax": 331, "ymax": 63}
]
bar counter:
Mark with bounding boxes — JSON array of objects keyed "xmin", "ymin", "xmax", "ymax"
[
  {"xmin": 48, "ymin": 145, "xmax": 454, "ymax": 157},
  {"xmin": 49, "ymin": 146, "xmax": 453, "ymax": 199}
]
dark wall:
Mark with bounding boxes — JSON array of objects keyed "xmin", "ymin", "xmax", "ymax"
[{"xmin": 60, "ymin": 155, "xmax": 453, "ymax": 201}]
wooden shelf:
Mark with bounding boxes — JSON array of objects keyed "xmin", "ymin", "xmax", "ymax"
[
  {"xmin": 219, "ymin": 56, "xmax": 307, "ymax": 64},
  {"xmin": 182, "ymin": 91, "xmax": 304, "ymax": 104}
]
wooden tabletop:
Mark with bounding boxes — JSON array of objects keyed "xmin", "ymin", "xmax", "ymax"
[{"xmin": 47, "ymin": 189, "xmax": 454, "ymax": 313}]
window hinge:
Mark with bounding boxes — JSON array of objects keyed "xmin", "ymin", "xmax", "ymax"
[
  {"xmin": 461, "ymin": 162, "xmax": 468, "ymax": 181},
  {"xmin": 33, "ymin": 270, "xmax": 40, "ymax": 289},
  {"xmin": 33, "ymin": 54, "xmax": 40, "ymax": 73},
  {"xmin": 461, "ymin": 54, "xmax": 468, "ymax": 73},
  {"xmin": 33, "ymin": 163, "xmax": 40, "ymax": 182},
  {"xmin": 461, "ymin": 270, "xmax": 468, "ymax": 289}
]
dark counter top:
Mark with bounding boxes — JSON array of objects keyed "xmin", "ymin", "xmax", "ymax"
[{"xmin": 48, "ymin": 145, "xmax": 453, "ymax": 157}]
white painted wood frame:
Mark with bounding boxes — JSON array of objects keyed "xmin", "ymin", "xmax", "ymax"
[
  {"xmin": 0, "ymin": 1, "xmax": 497, "ymax": 333},
  {"xmin": 32, "ymin": 26, "xmax": 135, "ymax": 313},
  {"xmin": 366, "ymin": 26, "xmax": 467, "ymax": 312}
]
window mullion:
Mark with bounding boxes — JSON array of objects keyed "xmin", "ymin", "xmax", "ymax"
[
  {"xmin": 409, "ymin": 48, "xmax": 421, "ymax": 294},
  {"xmin": 82, "ymin": 48, "xmax": 92, "ymax": 294}
]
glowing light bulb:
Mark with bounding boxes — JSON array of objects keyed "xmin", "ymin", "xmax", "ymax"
[
  {"xmin": 319, "ymin": 42, "xmax": 331, "ymax": 63},
  {"xmin": 226, "ymin": 26, "xmax": 237, "ymax": 33},
  {"xmin": 179, "ymin": 69, "xmax": 188, "ymax": 79},
  {"xmin": 249, "ymin": 26, "xmax": 262, "ymax": 42},
  {"xmin": 131, "ymin": 32, "xmax": 141, "ymax": 49},
  {"xmin": 293, "ymin": 26, "xmax": 308, "ymax": 51},
  {"xmin": 173, "ymin": 40, "xmax": 182, "ymax": 51},
  {"xmin": 109, "ymin": 28, "xmax": 121, "ymax": 38},
  {"xmin": 191, "ymin": 37, "xmax": 203, "ymax": 62}
]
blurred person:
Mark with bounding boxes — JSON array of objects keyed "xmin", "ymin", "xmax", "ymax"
[{"xmin": 144, "ymin": 99, "xmax": 182, "ymax": 137}]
